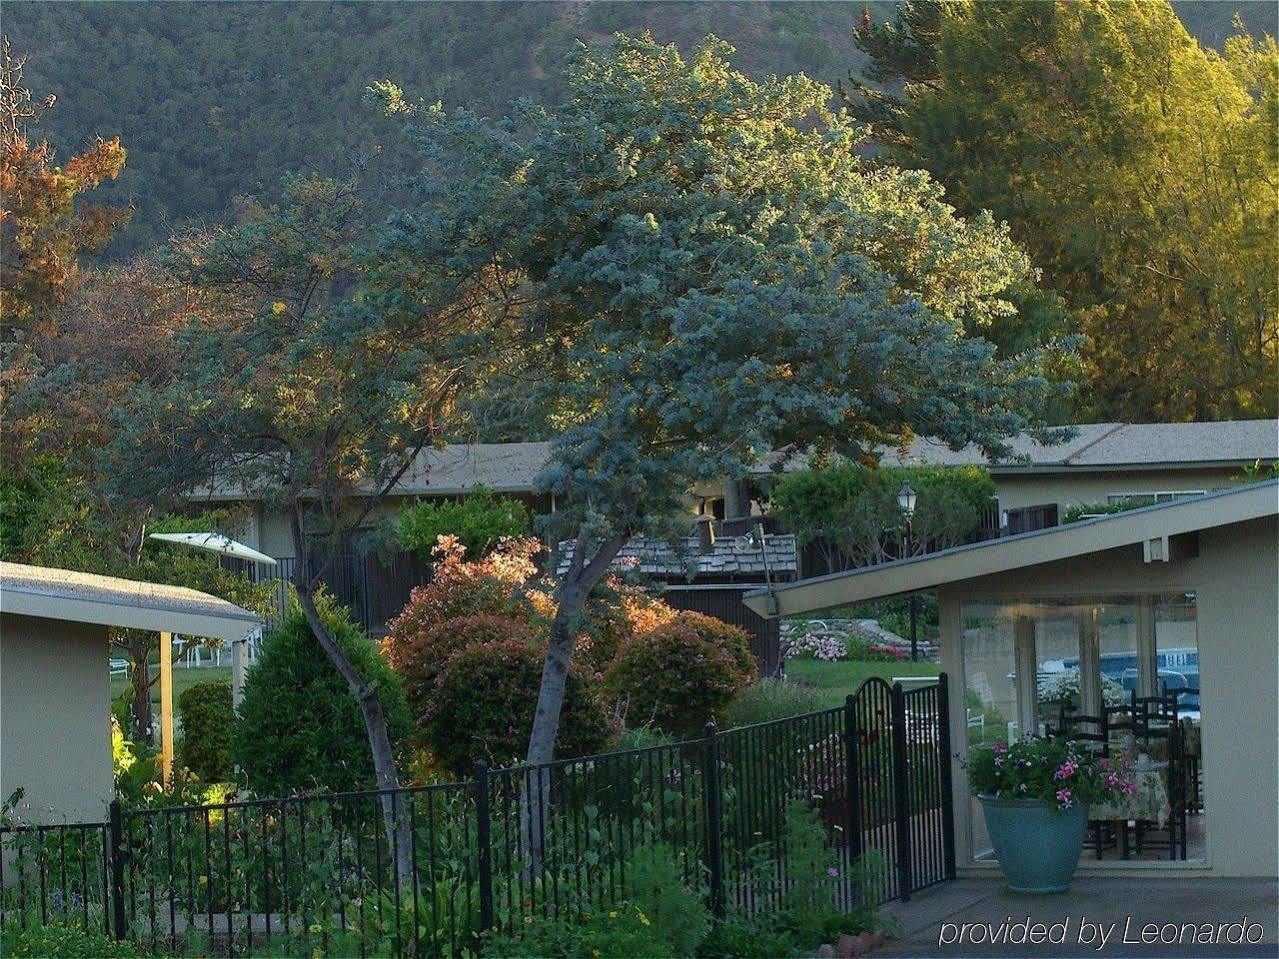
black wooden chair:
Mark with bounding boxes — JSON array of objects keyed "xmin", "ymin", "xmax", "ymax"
[
  {"xmin": 1130, "ymin": 720, "xmax": 1188, "ymax": 860},
  {"xmin": 1052, "ymin": 702, "xmax": 1117, "ymax": 858}
]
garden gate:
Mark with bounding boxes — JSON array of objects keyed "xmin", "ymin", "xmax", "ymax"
[{"xmin": 846, "ymin": 676, "xmax": 956, "ymax": 902}]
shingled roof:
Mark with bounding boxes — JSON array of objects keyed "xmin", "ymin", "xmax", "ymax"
[{"xmin": 556, "ymin": 534, "xmax": 798, "ymax": 581}]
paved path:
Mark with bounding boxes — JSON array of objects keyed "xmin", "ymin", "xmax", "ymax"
[{"xmin": 878, "ymin": 877, "xmax": 1278, "ymax": 959}]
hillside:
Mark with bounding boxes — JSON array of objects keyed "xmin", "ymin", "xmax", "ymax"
[{"xmin": 5, "ymin": 1, "xmax": 1267, "ymax": 256}]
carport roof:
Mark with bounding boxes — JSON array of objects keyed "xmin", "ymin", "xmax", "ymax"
[
  {"xmin": 744, "ymin": 480, "xmax": 1278, "ymax": 618},
  {"xmin": 0, "ymin": 562, "xmax": 261, "ymax": 642}
]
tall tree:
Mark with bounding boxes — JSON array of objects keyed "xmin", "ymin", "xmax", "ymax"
[
  {"xmin": 377, "ymin": 33, "xmax": 1071, "ymax": 859},
  {"xmin": 112, "ymin": 175, "xmax": 497, "ymax": 879},
  {"xmin": 1, "ymin": 37, "xmax": 128, "ymax": 459},
  {"xmin": 850, "ymin": 1, "xmax": 1279, "ymax": 420}
]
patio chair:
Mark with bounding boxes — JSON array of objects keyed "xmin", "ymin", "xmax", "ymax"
[{"xmin": 1130, "ymin": 720, "xmax": 1188, "ymax": 860}]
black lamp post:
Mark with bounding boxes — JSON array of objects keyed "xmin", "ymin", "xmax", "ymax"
[{"xmin": 897, "ymin": 481, "xmax": 919, "ymax": 661}]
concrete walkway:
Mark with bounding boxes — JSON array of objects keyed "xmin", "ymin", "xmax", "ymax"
[{"xmin": 878, "ymin": 878, "xmax": 1278, "ymax": 958}]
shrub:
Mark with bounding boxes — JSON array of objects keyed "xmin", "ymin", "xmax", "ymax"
[
  {"xmin": 607, "ymin": 612, "xmax": 755, "ymax": 739},
  {"xmin": 177, "ymin": 681, "xmax": 234, "ymax": 782},
  {"xmin": 387, "ymin": 613, "xmax": 540, "ymax": 725},
  {"xmin": 426, "ymin": 638, "xmax": 614, "ymax": 774},
  {"xmin": 724, "ymin": 679, "xmax": 828, "ymax": 727},
  {"xmin": 846, "ymin": 637, "xmax": 909, "ymax": 662},
  {"xmin": 785, "ymin": 632, "xmax": 849, "ymax": 661},
  {"xmin": 483, "ymin": 841, "xmax": 708, "ymax": 959},
  {"xmin": 0, "ymin": 923, "xmax": 145, "ymax": 958},
  {"xmin": 395, "ymin": 486, "xmax": 532, "ymax": 561},
  {"xmin": 231, "ymin": 598, "xmax": 412, "ymax": 796}
]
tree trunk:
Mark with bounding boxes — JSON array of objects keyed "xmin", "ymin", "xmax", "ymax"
[
  {"xmin": 294, "ymin": 582, "xmax": 413, "ymax": 885},
  {"xmin": 521, "ymin": 533, "xmax": 628, "ymax": 869},
  {"xmin": 125, "ymin": 634, "xmax": 154, "ymax": 743}
]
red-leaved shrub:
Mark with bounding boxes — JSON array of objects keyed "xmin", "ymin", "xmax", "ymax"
[{"xmin": 426, "ymin": 638, "xmax": 614, "ymax": 774}]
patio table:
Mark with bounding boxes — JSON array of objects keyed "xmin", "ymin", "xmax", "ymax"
[{"xmin": 1090, "ymin": 760, "xmax": 1170, "ymax": 858}]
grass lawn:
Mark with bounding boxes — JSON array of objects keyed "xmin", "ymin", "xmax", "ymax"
[
  {"xmin": 110, "ymin": 665, "xmax": 233, "ymax": 706},
  {"xmin": 784, "ymin": 657, "xmax": 940, "ymax": 708}
]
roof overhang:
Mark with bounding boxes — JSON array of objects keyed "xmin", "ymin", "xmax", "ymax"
[
  {"xmin": 744, "ymin": 480, "xmax": 1278, "ymax": 618},
  {"xmin": 0, "ymin": 563, "xmax": 262, "ymax": 642}
]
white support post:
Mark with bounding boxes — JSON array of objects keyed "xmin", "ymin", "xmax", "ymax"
[
  {"xmin": 1013, "ymin": 614, "xmax": 1037, "ymax": 738},
  {"xmin": 159, "ymin": 630, "xmax": 174, "ymax": 785},
  {"xmin": 1136, "ymin": 595, "xmax": 1157, "ymax": 697},
  {"xmin": 1078, "ymin": 606, "xmax": 1101, "ymax": 719}
]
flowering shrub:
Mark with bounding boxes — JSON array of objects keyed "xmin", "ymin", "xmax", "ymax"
[
  {"xmin": 847, "ymin": 637, "xmax": 909, "ymax": 662},
  {"xmin": 785, "ymin": 633, "xmax": 848, "ymax": 662},
  {"xmin": 968, "ymin": 737, "xmax": 1135, "ymax": 810},
  {"xmin": 606, "ymin": 613, "xmax": 756, "ymax": 738}
]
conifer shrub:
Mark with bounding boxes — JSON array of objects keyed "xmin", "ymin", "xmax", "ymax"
[{"xmin": 231, "ymin": 598, "xmax": 412, "ymax": 796}]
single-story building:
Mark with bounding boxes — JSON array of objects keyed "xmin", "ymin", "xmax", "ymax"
[
  {"xmin": 744, "ymin": 480, "xmax": 1278, "ymax": 878},
  {"xmin": 0, "ymin": 563, "xmax": 260, "ymax": 822},
  {"xmin": 742, "ymin": 419, "xmax": 1278, "ymax": 535}
]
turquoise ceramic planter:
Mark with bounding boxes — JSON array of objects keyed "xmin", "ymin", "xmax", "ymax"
[{"xmin": 979, "ymin": 795, "xmax": 1089, "ymax": 894}]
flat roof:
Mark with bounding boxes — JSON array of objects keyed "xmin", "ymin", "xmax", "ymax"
[
  {"xmin": 0, "ymin": 562, "xmax": 261, "ymax": 642},
  {"xmin": 744, "ymin": 480, "xmax": 1279, "ymax": 618}
]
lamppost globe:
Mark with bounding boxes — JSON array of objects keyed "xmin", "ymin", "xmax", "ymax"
[{"xmin": 897, "ymin": 481, "xmax": 917, "ymax": 518}]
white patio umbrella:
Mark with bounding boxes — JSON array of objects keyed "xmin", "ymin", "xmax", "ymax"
[
  {"xmin": 147, "ymin": 531, "xmax": 275, "ymax": 714},
  {"xmin": 148, "ymin": 531, "xmax": 277, "ymax": 566}
]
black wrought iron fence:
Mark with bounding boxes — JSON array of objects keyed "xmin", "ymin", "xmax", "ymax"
[{"xmin": 1, "ymin": 677, "xmax": 955, "ymax": 955}]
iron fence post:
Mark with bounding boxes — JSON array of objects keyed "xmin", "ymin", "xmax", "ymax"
[
  {"xmin": 844, "ymin": 694, "xmax": 862, "ymax": 862},
  {"xmin": 936, "ymin": 672, "xmax": 957, "ymax": 879},
  {"xmin": 473, "ymin": 760, "xmax": 495, "ymax": 931},
  {"xmin": 107, "ymin": 800, "xmax": 128, "ymax": 940},
  {"xmin": 702, "ymin": 723, "xmax": 725, "ymax": 917},
  {"xmin": 890, "ymin": 683, "xmax": 912, "ymax": 901}
]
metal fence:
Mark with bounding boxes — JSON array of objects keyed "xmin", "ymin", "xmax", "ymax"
[{"xmin": 2, "ymin": 677, "xmax": 955, "ymax": 955}]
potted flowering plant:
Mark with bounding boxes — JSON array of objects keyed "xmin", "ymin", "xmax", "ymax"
[{"xmin": 969, "ymin": 737, "xmax": 1134, "ymax": 893}]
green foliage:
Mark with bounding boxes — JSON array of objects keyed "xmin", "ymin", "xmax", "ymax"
[
  {"xmin": 176, "ymin": 681, "xmax": 234, "ymax": 782},
  {"xmin": 483, "ymin": 841, "xmax": 709, "ymax": 958},
  {"xmin": 383, "ymin": 33, "xmax": 1070, "ymax": 661},
  {"xmin": 231, "ymin": 598, "xmax": 413, "ymax": 796},
  {"xmin": 968, "ymin": 736, "xmax": 1134, "ymax": 807},
  {"xmin": 773, "ymin": 464, "xmax": 995, "ymax": 568},
  {"xmin": 5, "ymin": 4, "xmax": 864, "ymax": 258},
  {"xmin": 724, "ymin": 679, "xmax": 829, "ymax": 728},
  {"xmin": 852, "ymin": 0, "xmax": 1278, "ymax": 420},
  {"xmin": 395, "ymin": 486, "xmax": 531, "ymax": 562},
  {"xmin": 1062, "ymin": 500, "xmax": 1152, "ymax": 524},
  {"xmin": 426, "ymin": 637, "xmax": 613, "ymax": 774},
  {"xmin": 0, "ymin": 923, "xmax": 145, "ymax": 958},
  {"xmin": 606, "ymin": 612, "xmax": 756, "ymax": 739}
]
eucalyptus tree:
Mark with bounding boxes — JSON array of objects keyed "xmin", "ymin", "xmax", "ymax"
[
  {"xmin": 376, "ymin": 32, "xmax": 1072, "ymax": 822},
  {"xmin": 112, "ymin": 174, "xmax": 501, "ymax": 880}
]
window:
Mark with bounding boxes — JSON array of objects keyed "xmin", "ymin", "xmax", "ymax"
[
  {"xmin": 1106, "ymin": 490, "xmax": 1206, "ymax": 506},
  {"xmin": 962, "ymin": 592, "xmax": 1203, "ymax": 862}
]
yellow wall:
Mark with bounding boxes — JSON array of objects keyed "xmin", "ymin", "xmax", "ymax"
[
  {"xmin": 0, "ymin": 614, "xmax": 113, "ymax": 823},
  {"xmin": 939, "ymin": 514, "xmax": 1278, "ymax": 878}
]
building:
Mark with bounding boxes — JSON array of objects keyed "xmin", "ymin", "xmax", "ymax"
[
  {"xmin": 0, "ymin": 563, "xmax": 260, "ymax": 822},
  {"xmin": 744, "ymin": 480, "xmax": 1279, "ymax": 878},
  {"xmin": 744, "ymin": 419, "xmax": 1278, "ymax": 535}
]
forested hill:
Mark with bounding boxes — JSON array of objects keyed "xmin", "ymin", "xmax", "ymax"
[{"xmin": 4, "ymin": 1, "xmax": 1264, "ymax": 256}]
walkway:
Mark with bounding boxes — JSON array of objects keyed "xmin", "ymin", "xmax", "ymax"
[{"xmin": 878, "ymin": 877, "xmax": 1278, "ymax": 958}]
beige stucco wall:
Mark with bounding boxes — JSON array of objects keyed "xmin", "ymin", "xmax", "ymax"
[
  {"xmin": 939, "ymin": 513, "xmax": 1278, "ymax": 878},
  {"xmin": 0, "ymin": 614, "xmax": 113, "ymax": 823},
  {"xmin": 992, "ymin": 467, "xmax": 1245, "ymax": 514}
]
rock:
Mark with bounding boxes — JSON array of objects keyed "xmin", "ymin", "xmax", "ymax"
[
  {"xmin": 836, "ymin": 933, "xmax": 867, "ymax": 958},
  {"xmin": 817, "ymin": 944, "xmax": 837, "ymax": 958},
  {"xmin": 870, "ymin": 929, "xmax": 886, "ymax": 949}
]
